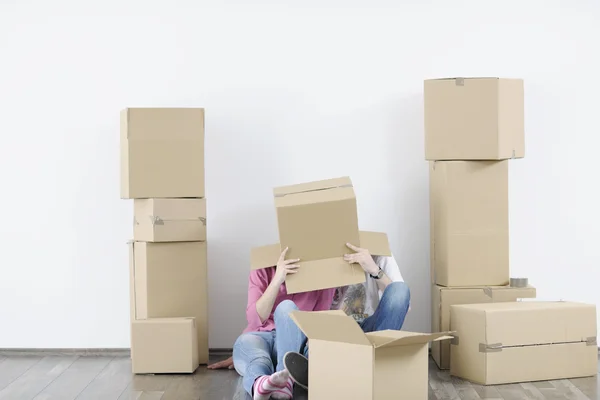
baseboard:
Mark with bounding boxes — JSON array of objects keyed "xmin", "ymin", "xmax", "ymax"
[{"xmin": 0, "ymin": 348, "xmax": 234, "ymax": 357}]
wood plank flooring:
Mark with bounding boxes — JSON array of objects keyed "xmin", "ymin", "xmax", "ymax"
[{"xmin": 0, "ymin": 353, "xmax": 596, "ymax": 399}]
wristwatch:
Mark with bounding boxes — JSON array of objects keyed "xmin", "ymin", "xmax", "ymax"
[{"xmin": 370, "ymin": 267, "xmax": 384, "ymax": 280}]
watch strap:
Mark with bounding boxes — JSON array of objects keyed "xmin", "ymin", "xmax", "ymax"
[{"xmin": 370, "ymin": 267, "xmax": 383, "ymax": 279}]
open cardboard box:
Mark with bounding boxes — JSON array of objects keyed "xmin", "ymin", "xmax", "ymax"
[
  {"xmin": 251, "ymin": 231, "xmax": 391, "ymax": 294},
  {"xmin": 290, "ymin": 310, "xmax": 453, "ymax": 399}
]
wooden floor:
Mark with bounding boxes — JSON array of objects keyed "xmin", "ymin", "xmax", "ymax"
[{"xmin": 0, "ymin": 353, "xmax": 597, "ymax": 399}]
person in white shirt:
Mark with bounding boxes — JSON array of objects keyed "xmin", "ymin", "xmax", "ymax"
[{"xmin": 282, "ymin": 242, "xmax": 411, "ymax": 391}]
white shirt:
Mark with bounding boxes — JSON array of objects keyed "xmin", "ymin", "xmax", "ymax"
[{"xmin": 331, "ymin": 254, "xmax": 405, "ymax": 321}]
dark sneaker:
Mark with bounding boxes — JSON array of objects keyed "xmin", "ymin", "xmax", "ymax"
[{"xmin": 283, "ymin": 351, "xmax": 308, "ymax": 390}]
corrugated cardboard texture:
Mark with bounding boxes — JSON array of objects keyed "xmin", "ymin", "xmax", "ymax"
[
  {"xmin": 431, "ymin": 284, "xmax": 537, "ymax": 369},
  {"xmin": 250, "ymin": 231, "xmax": 391, "ymax": 294},
  {"xmin": 129, "ymin": 241, "xmax": 209, "ymax": 364},
  {"xmin": 131, "ymin": 318, "xmax": 198, "ymax": 374},
  {"xmin": 134, "ymin": 198, "xmax": 206, "ymax": 242},
  {"xmin": 120, "ymin": 108, "xmax": 205, "ymax": 199},
  {"xmin": 450, "ymin": 301, "xmax": 597, "ymax": 385},
  {"xmin": 424, "ymin": 77, "xmax": 525, "ymax": 160},
  {"xmin": 274, "ymin": 176, "xmax": 360, "ymax": 262},
  {"xmin": 291, "ymin": 310, "xmax": 452, "ymax": 399},
  {"xmin": 429, "ymin": 161, "xmax": 509, "ymax": 287}
]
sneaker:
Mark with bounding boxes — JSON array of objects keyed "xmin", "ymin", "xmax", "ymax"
[{"xmin": 283, "ymin": 351, "xmax": 308, "ymax": 390}]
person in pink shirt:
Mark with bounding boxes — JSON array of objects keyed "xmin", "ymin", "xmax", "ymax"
[{"xmin": 231, "ymin": 247, "xmax": 335, "ymax": 400}]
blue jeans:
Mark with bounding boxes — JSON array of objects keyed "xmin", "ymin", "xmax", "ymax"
[
  {"xmin": 359, "ymin": 281, "xmax": 411, "ymax": 332},
  {"xmin": 233, "ymin": 300, "xmax": 307, "ymax": 395}
]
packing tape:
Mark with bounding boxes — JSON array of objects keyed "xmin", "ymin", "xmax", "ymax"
[
  {"xmin": 483, "ymin": 287, "xmax": 493, "ymax": 298},
  {"xmin": 455, "ymin": 77, "xmax": 465, "ymax": 86},
  {"xmin": 510, "ymin": 277, "xmax": 529, "ymax": 288},
  {"xmin": 274, "ymin": 183, "xmax": 353, "ymax": 197}
]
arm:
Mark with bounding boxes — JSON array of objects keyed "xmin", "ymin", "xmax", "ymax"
[
  {"xmin": 373, "ymin": 255, "xmax": 403, "ymax": 294},
  {"xmin": 255, "ymin": 278, "xmax": 285, "ymax": 322},
  {"xmin": 344, "ymin": 243, "xmax": 393, "ymax": 292},
  {"xmin": 245, "ymin": 269, "xmax": 271, "ymax": 331},
  {"xmin": 246, "ymin": 247, "xmax": 300, "ymax": 329}
]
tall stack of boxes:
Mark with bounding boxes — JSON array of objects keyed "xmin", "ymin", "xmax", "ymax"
[
  {"xmin": 121, "ymin": 108, "xmax": 208, "ymax": 374},
  {"xmin": 425, "ymin": 78, "xmax": 597, "ymax": 384}
]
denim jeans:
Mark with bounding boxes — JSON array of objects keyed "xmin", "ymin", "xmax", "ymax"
[
  {"xmin": 233, "ymin": 300, "xmax": 307, "ymax": 395},
  {"xmin": 359, "ymin": 281, "xmax": 411, "ymax": 332}
]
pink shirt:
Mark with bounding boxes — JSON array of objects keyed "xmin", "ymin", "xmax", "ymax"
[{"xmin": 244, "ymin": 267, "xmax": 336, "ymax": 333}]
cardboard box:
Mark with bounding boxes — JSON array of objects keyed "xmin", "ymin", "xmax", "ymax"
[
  {"xmin": 429, "ymin": 160, "xmax": 509, "ymax": 286},
  {"xmin": 274, "ymin": 176, "xmax": 360, "ymax": 262},
  {"xmin": 431, "ymin": 284, "xmax": 537, "ymax": 369},
  {"xmin": 129, "ymin": 241, "xmax": 209, "ymax": 364},
  {"xmin": 424, "ymin": 77, "xmax": 524, "ymax": 160},
  {"xmin": 120, "ymin": 107, "xmax": 205, "ymax": 199},
  {"xmin": 134, "ymin": 198, "xmax": 206, "ymax": 242},
  {"xmin": 450, "ymin": 302, "xmax": 597, "ymax": 385},
  {"xmin": 131, "ymin": 318, "xmax": 199, "ymax": 374},
  {"xmin": 251, "ymin": 231, "xmax": 391, "ymax": 294},
  {"xmin": 290, "ymin": 310, "xmax": 452, "ymax": 399}
]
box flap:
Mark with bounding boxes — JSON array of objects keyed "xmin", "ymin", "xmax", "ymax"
[
  {"xmin": 285, "ymin": 257, "xmax": 365, "ymax": 294},
  {"xmin": 358, "ymin": 231, "xmax": 391, "ymax": 256},
  {"xmin": 366, "ymin": 330, "xmax": 454, "ymax": 348},
  {"xmin": 290, "ymin": 311, "xmax": 372, "ymax": 346},
  {"xmin": 250, "ymin": 231, "xmax": 390, "ymax": 270},
  {"xmin": 273, "ymin": 177, "xmax": 352, "ymax": 197},
  {"xmin": 250, "ymin": 244, "xmax": 281, "ymax": 270}
]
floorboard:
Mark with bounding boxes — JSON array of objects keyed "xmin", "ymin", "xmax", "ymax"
[
  {"xmin": 34, "ymin": 356, "xmax": 112, "ymax": 400},
  {"xmin": 0, "ymin": 353, "xmax": 596, "ymax": 399},
  {"xmin": 74, "ymin": 357, "xmax": 131, "ymax": 400},
  {"xmin": 0, "ymin": 356, "xmax": 77, "ymax": 400},
  {"xmin": 0, "ymin": 356, "xmax": 43, "ymax": 391}
]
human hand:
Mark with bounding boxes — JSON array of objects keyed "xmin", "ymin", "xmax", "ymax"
[
  {"xmin": 344, "ymin": 243, "xmax": 379, "ymax": 276},
  {"xmin": 207, "ymin": 356, "xmax": 234, "ymax": 370},
  {"xmin": 274, "ymin": 247, "xmax": 300, "ymax": 286}
]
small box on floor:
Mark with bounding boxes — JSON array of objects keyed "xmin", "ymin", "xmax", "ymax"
[
  {"xmin": 429, "ymin": 160, "xmax": 509, "ymax": 287},
  {"xmin": 291, "ymin": 310, "xmax": 452, "ymax": 399},
  {"xmin": 431, "ymin": 284, "xmax": 537, "ymax": 369},
  {"xmin": 131, "ymin": 318, "xmax": 198, "ymax": 374},
  {"xmin": 120, "ymin": 107, "xmax": 205, "ymax": 199},
  {"xmin": 450, "ymin": 301, "xmax": 597, "ymax": 385},
  {"xmin": 134, "ymin": 198, "xmax": 206, "ymax": 242},
  {"xmin": 424, "ymin": 77, "xmax": 524, "ymax": 161},
  {"xmin": 128, "ymin": 240, "xmax": 209, "ymax": 364}
]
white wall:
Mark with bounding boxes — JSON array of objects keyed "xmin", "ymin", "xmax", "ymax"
[{"xmin": 0, "ymin": 0, "xmax": 598, "ymax": 349}]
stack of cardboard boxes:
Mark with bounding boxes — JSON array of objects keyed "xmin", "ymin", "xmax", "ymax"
[
  {"xmin": 251, "ymin": 177, "xmax": 453, "ymax": 399},
  {"xmin": 425, "ymin": 78, "xmax": 597, "ymax": 384},
  {"xmin": 121, "ymin": 108, "xmax": 208, "ymax": 374}
]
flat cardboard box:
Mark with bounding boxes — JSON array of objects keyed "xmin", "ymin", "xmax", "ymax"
[
  {"xmin": 274, "ymin": 176, "xmax": 360, "ymax": 262},
  {"xmin": 450, "ymin": 302, "xmax": 597, "ymax": 385},
  {"xmin": 429, "ymin": 160, "xmax": 509, "ymax": 287},
  {"xmin": 424, "ymin": 77, "xmax": 524, "ymax": 160},
  {"xmin": 134, "ymin": 198, "xmax": 206, "ymax": 242},
  {"xmin": 128, "ymin": 241, "xmax": 209, "ymax": 364},
  {"xmin": 291, "ymin": 310, "xmax": 452, "ymax": 399},
  {"xmin": 251, "ymin": 231, "xmax": 391, "ymax": 294},
  {"xmin": 120, "ymin": 107, "xmax": 205, "ymax": 199},
  {"xmin": 131, "ymin": 318, "xmax": 199, "ymax": 374},
  {"xmin": 431, "ymin": 284, "xmax": 537, "ymax": 369}
]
